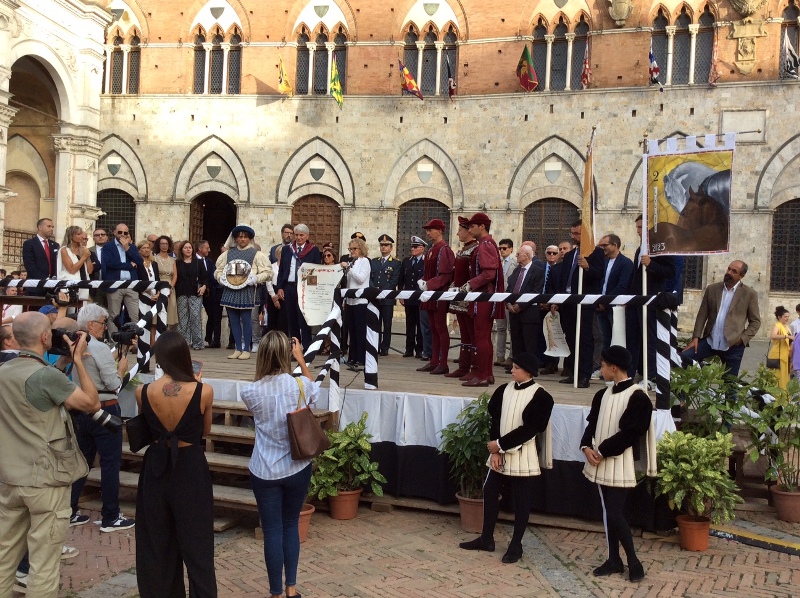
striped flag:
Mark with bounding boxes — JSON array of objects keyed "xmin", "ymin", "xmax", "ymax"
[
  {"xmin": 580, "ymin": 128, "xmax": 596, "ymax": 258},
  {"xmin": 399, "ymin": 59, "xmax": 423, "ymax": 100},
  {"xmin": 649, "ymin": 42, "xmax": 664, "ymax": 91},
  {"xmin": 708, "ymin": 28, "xmax": 721, "ymax": 87},
  {"xmin": 580, "ymin": 37, "xmax": 592, "ymax": 89},
  {"xmin": 278, "ymin": 56, "xmax": 293, "ymax": 96},
  {"xmin": 330, "ymin": 57, "xmax": 343, "ymax": 108},
  {"xmin": 516, "ymin": 45, "xmax": 539, "ymax": 92},
  {"xmin": 445, "ymin": 55, "xmax": 456, "ymax": 100},
  {"xmin": 781, "ymin": 28, "xmax": 800, "ymax": 79}
]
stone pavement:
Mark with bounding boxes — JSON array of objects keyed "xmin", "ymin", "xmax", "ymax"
[{"xmin": 30, "ymin": 494, "xmax": 800, "ymax": 598}]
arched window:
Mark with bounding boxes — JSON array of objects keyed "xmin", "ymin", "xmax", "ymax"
[
  {"xmin": 694, "ymin": 6, "xmax": 715, "ymax": 84},
  {"xmin": 532, "ymin": 19, "xmax": 547, "ymax": 92},
  {"xmin": 296, "ymin": 30, "xmax": 310, "ymax": 95},
  {"xmin": 313, "ymin": 32, "xmax": 329, "ymax": 95},
  {"xmin": 333, "ymin": 28, "xmax": 347, "ymax": 93},
  {"xmin": 571, "ymin": 16, "xmax": 590, "ymax": 89},
  {"xmin": 209, "ymin": 34, "xmax": 224, "ymax": 94},
  {"xmin": 97, "ymin": 189, "xmax": 137, "ymax": 241},
  {"xmin": 420, "ymin": 26, "xmax": 438, "ymax": 95},
  {"xmin": 193, "ymin": 34, "xmax": 206, "ymax": 94},
  {"xmin": 396, "ymin": 199, "xmax": 450, "ymax": 260},
  {"xmin": 228, "ymin": 33, "xmax": 241, "ymax": 94},
  {"xmin": 403, "ymin": 27, "xmax": 419, "ymax": 84},
  {"xmin": 672, "ymin": 7, "xmax": 692, "ymax": 84},
  {"xmin": 110, "ymin": 36, "xmax": 124, "ymax": 94},
  {"xmin": 783, "ymin": 0, "xmax": 800, "ymax": 53},
  {"xmin": 440, "ymin": 25, "xmax": 457, "ymax": 94},
  {"xmin": 771, "ymin": 199, "xmax": 800, "ymax": 291},
  {"xmin": 651, "ymin": 10, "xmax": 668, "ymax": 86},
  {"xmin": 127, "ymin": 35, "xmax": 141, "ymax": 94},
  {"xmin": 522, "ymin": 198, "xmax": 580, "ymax": 251},
  {"xmin": 551, "ymin": 18, "xmax": 569, "ymax": 90}
]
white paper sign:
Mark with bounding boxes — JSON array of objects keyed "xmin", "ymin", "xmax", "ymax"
[
  {"xmin": 543, "ymin": 311, "xmax": 570, "ymax": 357},
  {"xmin": 298, "ymin": 263, "xmax": 343, "ymax": 326}
]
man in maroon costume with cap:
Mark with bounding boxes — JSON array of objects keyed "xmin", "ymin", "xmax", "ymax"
[
  {"xmin": 445, "ymin": 217, "xmax": 478, "ymax": 380},
  {"xmin": 462, "ymin": 213, "xmax": 504, "ymax": 387},
  {"xmin": 417, "ymin": 219, "xmax": 455, "ymax": 375}
]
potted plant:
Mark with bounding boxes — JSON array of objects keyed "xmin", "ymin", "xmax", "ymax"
[
  {"xmin": 298, "ymin": 502, "xmax": 315, "ymax": 543},
  {"xmin": 671, "ymin": 358, "xmax": 738, "ymax": 437},
  {"xmin": 309, "ymin": 412, "xmax": 386, "ymax": 520},
  {"xmin": 736, "ymin": 373, "xmax": 800, "ymax": 522},
  {"xmin": 439, "ymin": 392, "xmax": 491, "ymax": 533},
  {"xmin": 656, "ymin": 431, "xmax": 742, "ymax": 551}
]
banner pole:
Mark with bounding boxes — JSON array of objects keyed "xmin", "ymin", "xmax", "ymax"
[{"xmin": 574, "ymin": 267, "xmax": 583, "ymax": 389}]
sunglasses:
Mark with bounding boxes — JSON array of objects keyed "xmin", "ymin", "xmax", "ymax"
[
  {"xmin": 116, "ymin": 231, "xmax": 130, "ymax": 236},
  {"xmin": 546, "ymin": 251, "xmax": 559, "ymax": 255},
  {"xmin": 379, "ymin": 243, "xmax": 392, "ymax": 247},
  {"xmin": 499, "ymin": 247, "xmax": 510, "ymax": 251},
  {"xmin": 94, "ymin": 232, "xmax": 107, "ymax": 237}
]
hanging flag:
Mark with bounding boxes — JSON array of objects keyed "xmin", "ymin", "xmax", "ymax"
[
  {"xmin": 516, "ymin": 45, "xmax": 539, "ymax": 92},
  {"xmin": 398, "ymin": 59, "xmax": 423, "ymax": 100},
  {"xmin": 781, "ymin": 28, "xmax": 800, "ymax": 80},
  {"xmin": 580, "ymin": 128, "xmax": 596, "ymax": 258},
  {"xmin": 649, "ymin": 42, "xmax": 664, "ymax": 92},
  {"xmin": 278, "ymin": 56, "xmax": 293, "ymax": 96},
  {"xmin": 445, "ymin": 55, "xmax": 456, "ymax": 100},
  {"xmin": 708, "ymin": 28, "xmax": 721, "ymax": 87},
  {"xmin": 330, "ymin": 57, "xmax": 343, "ymax": 108},
  {"xmin": 580, "ymin": 37, "xmax": 592, "ymax": 89}
]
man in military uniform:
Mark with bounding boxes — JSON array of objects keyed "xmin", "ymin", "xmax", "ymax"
[
  {"xmin": 398, "ymin": 236, "xmax": 427, "ymax": 357},
  {"xmin": 371, "ymin": 234, "xmax": 401, "ymax": 356}
]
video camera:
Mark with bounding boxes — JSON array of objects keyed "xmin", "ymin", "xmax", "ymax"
[
  {"xmin": 50, "ymin": 328, "xmax": 83, "ymax": 357},
  {"xmin": 111, "ymin": 322, "xmax": 145, "ymax": 345},
  {"xmin": 45, "ymin": 287, "xmax": 79, "ymax": 306}
]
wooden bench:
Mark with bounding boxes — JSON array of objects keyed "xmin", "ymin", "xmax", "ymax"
[{"xmin": 212, "ymin": 399, "xmax": 333, "ymax": 431}]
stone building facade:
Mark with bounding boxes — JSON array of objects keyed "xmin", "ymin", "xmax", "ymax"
[{"xmin": 4, "ymin": 0, "xmax": 800, "ymax": 336}]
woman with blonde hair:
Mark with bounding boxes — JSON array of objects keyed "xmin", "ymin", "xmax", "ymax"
[
  {"xmin": 57, "ymin": 225, "xmax": 93, "ymax": 301},
  {"xmin": 242, "ymin": 330, "xmax": 318, "ymax": 598},
  {"xmin": 341, "ymin": 236, "xmax": 370, "ymax": 368},
  {"xmin": 153, "ymin": 235, "xmax": 179, "ymax": 327},
  {"xmin": 768, "ymin": 305, "xmax": 794, "ymax": 389}
]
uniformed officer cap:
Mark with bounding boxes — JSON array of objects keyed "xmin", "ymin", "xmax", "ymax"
[
  {"xmin": 410, "ymin": 235, "xmax": 428, "ymax": 247},
  {"xmin": 378, "ymin": 234, "xmax": 394, "ymax": 244},
  {"xmin": 351, "ymin": 232, "xmax": 366, "ymax": 241}
]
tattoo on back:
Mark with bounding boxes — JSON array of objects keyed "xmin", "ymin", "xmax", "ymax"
[{"xmin": 163, "ymin": 381, "xmax": 182, "ymax": 396}]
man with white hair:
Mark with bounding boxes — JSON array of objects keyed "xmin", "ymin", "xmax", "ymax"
[
  {"xmin": 505, "ymin": 245, "xmax": 544, "ymax": 368},
  {"xmin": 275, "ymin": 223, "xmax": 321, "ymax": 350}
]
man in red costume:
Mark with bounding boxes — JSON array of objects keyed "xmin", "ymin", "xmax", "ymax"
[
  {"xmin": 416, "ymin": 219, "xmax": 455, "ymax": 375},
  {"xmin": 463, "ymin": 213, "xmax": 504, "ymax": 387},
  {"xmin": 445, "ymin": 217, "xmax": 478, "ymax": 380}
]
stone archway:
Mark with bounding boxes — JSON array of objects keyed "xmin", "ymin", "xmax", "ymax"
[{"xmin": 189, "ymin": 192, "xmax": 237, "ymax": 261}]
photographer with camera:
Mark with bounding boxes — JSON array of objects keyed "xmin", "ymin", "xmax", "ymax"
[
  {"xmin": 68, "ymin": 303, "xmax": 136, "ymax": 533},
  {"xmin": 0, "ymin": 311, "xmax": 99, "ymax": 597}
]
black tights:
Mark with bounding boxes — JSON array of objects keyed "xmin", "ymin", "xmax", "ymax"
[
  {"xmin": 481, "ymin": 470, "xmax": 534, "ymax": 546},
  {"xmin": 598, "ymin": 485, "xmax": 638, "ymax": 564}
]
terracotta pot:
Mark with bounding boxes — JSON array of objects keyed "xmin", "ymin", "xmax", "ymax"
[
  {"xmin": 770, "ymin": 486, "xmax": 800, "ymax": 523},
  {"xmin": 676, "ymin": 514, "xmax": 710, "ymax": 551},
  {"xmin": 456, "ymin": 492, "xmax": 484, "ymax": 533},
  {"xmin": 329, "ymin": 488, "xmax": 362, "ymax": 520},
  {"xmin": 298, "ymin": 503, "xmax": 315, "ymax": 543}
]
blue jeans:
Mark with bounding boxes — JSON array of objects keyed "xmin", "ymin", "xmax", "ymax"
[
  {"xmin": 251, "ymin": 466, "xmax": 312, "ymax": 596},
  {"xmin": 681, "ymin": 336, "xmax": 746, "ymax": 378},
  {"xmin": 70, "ymin": 402, "xmax": 123, "ymax": 526},
  {"xmin": 228, "ymin": 308, "xmax": 252, "ymax": 352}
]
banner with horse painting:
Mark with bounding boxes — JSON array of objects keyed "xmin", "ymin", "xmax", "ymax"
[{"xmin": 642, "ymin": 133, "xmax": 735, "ymax": 256}]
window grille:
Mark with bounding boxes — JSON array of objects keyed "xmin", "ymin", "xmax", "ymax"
[
  {"xmin": 522, "ymin": 198, "xmax": 580, "ymax": 251},
  {"xmin": 296, "ymin": 32, "xmax": 310, "ymax": 95},
  {"xmin": 420, "ymin": 28, "xmax": 438, "ymax": 95},
  {"xmin": 550, "ymin": 20, "xmax": 568, "ymax": 91},
  {"xmin": 193, "ymin": 35, "xmax": 206, "ymax": 94},
  {"xmin": 111, "ymin": 37, "xmax": 123, "ymax": 94},
  {"xmin": 128, "ymin": 36, "xmax": 140, "ymax": 94},
  {"xmin": 651, "ymin": 11, "xmax": 668, "ymax": 85},
  {"xmin": 783, "ymin": 1, "xmax": 800, "ymax": 53},
  {"xmin": 682, "ymin": 256, "xmax": 704, "ymax": 290},
  {"xmin": 439, "ymin": 27, "xmax": 457, "ymax": 94},
  {"xmin": 694, "ymin": 8, "xmax": 715, "ymax": 84},
  {"xmin": 403, "ymin": 29, "xmax": 419, "ymax": 85},
  {"xmin": 313, "ymin": 33, "xmax": 329, "ymax": 95},
  {"xmin": 771, "ymin": 199, "xmax": 800, "ymax": 291},
  {"xmin": 3, "ymin": 228, "xmax": 29, "ymax": 269},
  {"xmin": 209, "ymin": 35, "xmax": 223, "ymax": 94},
  {"xmin": 672, "ymin": 9, "xmax": 692, "ymax": 84},
  {"xmin": 396, "ymin": 199, "xmax": 450, "ymax": 260},
  {"xmin": 532, "ymin": 22, "xmax": 547, "ymax": 91},
  {"xmin": 228, "ymin": 34, "xmax": 241, "ymax": 94},
  {"xmin": 334, "ymin": 30, "xmax": 347, "ymax": 93},
  {"xmin": 97, "ymin": 189, "xmax": 137, "ymax": 241},
  {"xmin": 571, "ymin": 19, "xmax": 590, "ymax": 89}
]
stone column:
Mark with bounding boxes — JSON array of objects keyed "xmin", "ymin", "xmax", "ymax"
[
  {"xmin": 0, "ymin": 103, "xmax": 18, "ymax": 264},
  {"xmin": 221, "ymin": 42, "xmax": 231, "ymax": 94},
  {"xmin": 307, "ymin": 44, "xmax": 316, "ymax": 93},
  {"xmin": 103, "ymin": 44, "xmax": 113, "ymax": 93},
  {"xmin": 202, "ymin": 42, "xmax": 212, "ymax": 94},
  {"xmin": 665, "ymin": 26, "xmax": 676, "ymax": 86},
  {"xmin": 565, "ymin": 33, "xmax": 575, "ymax": 91},
  {"xmin": 51, "ymin": 135, "xmax": 102, "ymax": 241},
  {"xmin": 416, "ymin": 41, "xmax": 426, "ymax": 86},
  {"xmin": 544, "ymin": 35, "xmax": 554, "ymax": 91},
  {"xmin": 325, "ymin": 42, "xmax": 336, "ymax": 93},
  {"xmin": 688, "ymin": 24, "xmax": 699, "ymax": 85},
  {"xmin": 434, "ymin": 41, "xmax": 444, "ymax": 95},
  {"xmin": 120, "ymin": 44, "xmax": 130, "ymax": 94}
]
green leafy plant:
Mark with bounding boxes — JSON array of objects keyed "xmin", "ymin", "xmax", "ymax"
[
  {"xmin": 655, "ymin": 431, "xmax": 742, "ymax": 524},
  {"xmin": 438, "ymin": 392, "xmax": 491, "ymax": 499},
  {"xmin": 671, "ymin": 359, "xmax": 738, "ymax": 437},
  {"xmin": 309, "ymin": 412, "xmax": 387, "ymax": 500}
]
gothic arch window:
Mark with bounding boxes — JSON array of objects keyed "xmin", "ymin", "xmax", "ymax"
[
  {"xmin": 209, "ymin": 33, "xmax": 224, "ymax": 94},
  {"xmin": 420, "ymin": 26, "xmax": 438, "ymax": 95},
  {"xmin": 694, "ymin": 6, "xmax": 715, "ymax": 85},
  {"xmin": 396, "ymin": 199, "xmax": 450, "ymax": 260},
  {"xmin": 110, "ymin": 36, "xmax": 124, "ymax": 94},
  {"xmin": 97, "ymin": 189, "xmax": 137, "ymax": 241},
  {"xmin": 651, "ymin": 10, "xmax": 668, "ymax": 86},
  {"xmin": 313, "ymin": 32, "xmax": 329, "ymax": 95},
  {"xmin": 522, "ymin": 198, "xmax": 579, "ymax": 251},
  {"xmin": 550, "ymin": 18, "xmax": 569, "ymax": 91},
  {"xmin": 228, "ymin": 32, "xmax": 242, "ymax": 94},
  {"xmin": 440, "ymin": 25, "xmax": 457, "ymax": 94},
  {"xmin": 571, "ymin": 16, "xmax": 590, "ymax": 90},
  {"xmin": 296, "ymin": 30, "xmax": 310, "ymax": 95},
  {"xmin": 783, "ymin": 0, "xmax": 800, "ymax": 52},
  {"xmin": 403, "ymin": 27, "xmax": 419, "ymax": 85},
  {"xmin": 532, "ymin": 19, "xmax": 547, "ymax": 92},
  {"xmin": 672, "ymin": 7, "xmax": 692, "ymax": 84},
  {"xmin": 333, "ymin": 27, "xmax": 347, "ymax": 93},
  {"xmin": 771, "ymin": 199, "xmax": 800, "ymax": 291},
  {"xmin": 127, "ymin": 35, "xmax": 141, "ymax": 94},
  {"xmin": 193, "ymin": 33, "xmax": 206, "ymax": 94}
]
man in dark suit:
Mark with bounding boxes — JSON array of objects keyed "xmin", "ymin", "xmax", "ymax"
[
  {"xmin": 101, "ymin": 223, "xmax": 144, "ymax": 335},
  {"xmin": 539, "ymin": 245, "xmax": 561, "ymax": 374},
  {"xmin": 197, "ymin": 240, "xmax": 222, "ymax": 348},
  {"xmin": 269, "ymin": 223, "xmax": 294, "ymax": 263},
  {"xmin": 556, "ymin": 219, "xmax": 605, "ymax": 388},
  {"xmin": 505, "ymin": 245, "xmax": 544, "ymax": 372},
  {"xmin": 88, "ymin": 228, "xmax": 108, "ymax": 306},
  {"xmin": 21, "ymin": 218, "xmax": 58, "ymax": 295},
  {"xmin": 370, "ymin": 234, "xmax": 401, "ymax": 356},
  {"xmin": 681, "ymin": 260, "xmax": 761, "ymax": 377},
  {"xmin": 626, "ymin": 214, "xmax": 676, "ymax": 379},
  {"xmin": 398, "ymin": 236, "xmax": 427, "ymax": 357},
  {"xmin": 275, "ymin": 223, "xmax": 321, "ymax": 350},
  {"xmin": 596, "ymin": 234, "xmax": 634, "ymax": 352}
]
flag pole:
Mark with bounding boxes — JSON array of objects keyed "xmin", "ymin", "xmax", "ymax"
[{"xmin": 641, "ymin": 132, "xmax": 650, "ymax": 393}]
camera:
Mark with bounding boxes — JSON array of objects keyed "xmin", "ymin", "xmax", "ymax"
[
  {"xmin": 50, "ymin": 328, "xmax": 83, "ymax": 356},
  {"xmin": 89, "ymin": 408, "xmax": 122, "ymax": 433},
  {"xmin": 46, "ymin": 287, "xmax": 78, "ymax": 306},
  {"xmin": 111, "ymin": 322, "xmax": 145, "ymax": 345}
]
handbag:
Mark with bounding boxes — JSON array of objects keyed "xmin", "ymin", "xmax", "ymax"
[
  {"xmin": 287, "ymin": 376, "xmax": 330, "ymax": 460},
  {"xmin": 126, "ymin": 413, "xmax": 154, "ymax": 453},
  {"xmin": 766, "ymin": 333, "xmax": 783, "ymax": 370}
]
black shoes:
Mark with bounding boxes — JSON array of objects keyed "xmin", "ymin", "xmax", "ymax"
[
  {"xmin": 378, "ymin": 349, "xmax": 389, "ymax": 356},
  {"xmin": 628, "ymin": 560, "xmax": 645, "ymax": 582},
  {"xmin": 577, "ymin": 378, "xmax": 590, "ymax": 388},
  {"xmin": 593, "ymin": 559, "xmax": 624, "ymax": 577},
  {"xmin": 458, "ymin": 537, "xmax": 495, "ymax": 552},
  {"xmin": 501, "ymin": 543, "xmax": 523, "ymax": 564},
  {"xmin": 559, "ymin": 377, "xmax": 574, "ymax": 384},
  {"xmin": 402, "ymin": 352, "xmax": 414, "ymax": 358}
]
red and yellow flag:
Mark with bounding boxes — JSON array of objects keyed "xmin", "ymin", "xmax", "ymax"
[
  {"xmin": 580, "ymin": 128, "xmax": 596, "ymax": 257},
  {"xmin": 398, "ymin": 59, "xmax": 423, "ymax": 100},
  {"xmin": 516, "ymin": 46, "xmax": 539, "ymax": 92}
]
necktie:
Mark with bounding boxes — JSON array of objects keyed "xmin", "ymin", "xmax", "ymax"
[
  {"xmin": 513, "ymin": 266, "xmax": 525, "ymax": 293},
  {"xmin": 43, "ymin": 239, "xmax": 52, "ymax": 275},
  {"xmin": 567, "ymin": 251, "xmax": 578, "ymax": 291},
  {"xmin": 543, "ymin": 265, "xmax": 549, "ymax": 292}
]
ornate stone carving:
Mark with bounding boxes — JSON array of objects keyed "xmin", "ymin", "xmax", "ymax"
[
  {"xmin": 727, "ymin": 18, "xmax": 768, "ymax": 75},
  {"xmin": 729, "ymin": 0, "xmax": 768, "ymax": 18},
  {"xmin": 51, "ymin": 135, "xmax": 103, "ymax": 158},
  {"xmin": 68, "ymin": 203, "xmax": 104, "ymax": 221},
  {"xmin": 608, "ymin": 0, "xmax": 633, "ymax": 27}
]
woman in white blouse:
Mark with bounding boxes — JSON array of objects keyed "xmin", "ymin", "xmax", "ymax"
[
  {"xmin": 340, "ymin": 237, "xmax": 370, "ymax": 368},
  {"xmin": 57, "ymin": 225, "xmax": 93, "ymax": 301},
  {"xmin": 241, "ymin": 331, "xmax": 318, "ymax": 598}
]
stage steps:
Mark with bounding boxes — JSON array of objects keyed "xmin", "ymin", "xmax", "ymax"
[{"xmin": 121, "ymin": 447, "xmax": 251, "ymax": 476}]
